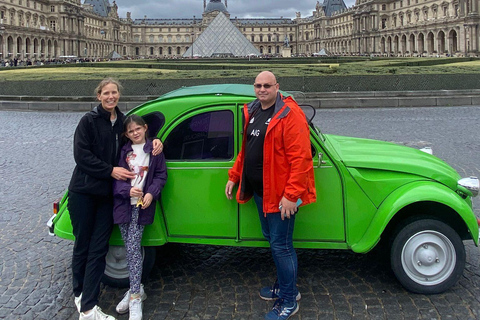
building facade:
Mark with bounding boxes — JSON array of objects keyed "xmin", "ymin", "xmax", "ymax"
[{"xmin": 0, "ymin": 0, "xmax": 478, "ymax": 61}]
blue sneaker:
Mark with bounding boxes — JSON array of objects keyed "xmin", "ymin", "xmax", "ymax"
[
  {"xmin": 265, "ymin": 299, "xmax": 299, "ymax": 320},
  {"xmin": 259, "ymin": 281, "xmax": 301, "ymax": 301}
]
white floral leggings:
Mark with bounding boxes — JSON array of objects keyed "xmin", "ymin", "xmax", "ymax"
[{"xmin": 119, "ymin": 205, "xmax": 145, "ymax": 294}]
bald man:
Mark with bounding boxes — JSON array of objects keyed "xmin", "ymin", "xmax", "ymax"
[{"xmin": 226, "ymin": 71, "xmax": 316, "ymax": 320}]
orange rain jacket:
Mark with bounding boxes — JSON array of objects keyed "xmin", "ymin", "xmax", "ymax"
[{"xmin": 228, "ymin": 93, "xmax": 317, "ymax": 214}]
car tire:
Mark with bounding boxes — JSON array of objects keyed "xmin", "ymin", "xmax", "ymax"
[
  {"xmin": 102, "ymin": 245, "xmax": 156, "ymax": 288},
  {"xmin": 390, "ymin": 218, "xmax": 465, "ymax": 294}
]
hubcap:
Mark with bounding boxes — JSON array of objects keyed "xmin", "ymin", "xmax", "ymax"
[
  {"xmin": 401, "ymin": 230, "xmax": 456, "ymax": 285},
  {"xmin": 104, "ymin": 246, "xmax": 129, "ymax": 279}
]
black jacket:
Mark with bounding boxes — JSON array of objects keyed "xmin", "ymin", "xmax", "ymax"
[{"xmin": 68, "ymin": 104, "xmax": 126, "ymax": 196}]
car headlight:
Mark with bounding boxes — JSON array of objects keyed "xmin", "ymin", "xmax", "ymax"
[
  {"xmin": 419, "ymin": 147, "xmax": 433, "ymax": 155},
  {"xmin": 458, "ymin": 176, "xmax": 479, "ymax": 197}
]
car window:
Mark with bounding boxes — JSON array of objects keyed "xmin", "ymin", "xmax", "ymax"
[
  {"xmin": 163, "ymin": 110, "xmax": 234, "ymax": 161},
  {"xmin": 142, "ymin": 112, "xmax": 165, "ymax": 138}
]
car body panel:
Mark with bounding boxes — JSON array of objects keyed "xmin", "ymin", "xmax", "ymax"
[
  {"xmin": 327, "ymin": 134, "xmax": 460, "ymax": 190},
  {"xmin": 351, "ymin": 181, "xmax": 480, "ymax": 253}
]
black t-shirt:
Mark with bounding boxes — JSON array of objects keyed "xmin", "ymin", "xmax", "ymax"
[{"xmin": 244, "ymin": 106, "xmax": 275, "ymax": 197}]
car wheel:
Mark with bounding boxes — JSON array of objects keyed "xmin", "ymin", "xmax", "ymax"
[
  {"xmin": 102, "ymin": 245, "xmax": 156, "ymax": 288},
  {"xmin": 390, "ymin": 218, "xmax": 465, "ymax": 294}
]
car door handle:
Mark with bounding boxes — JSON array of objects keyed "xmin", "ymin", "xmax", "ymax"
[{"xmin": 314, "ymin": 152, "xmax": 327, "ymax": 168}]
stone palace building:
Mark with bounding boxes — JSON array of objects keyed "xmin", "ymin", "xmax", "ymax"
[{"xmin": 0, "ymin": 0, "xmax": 477, "ymax": 60}]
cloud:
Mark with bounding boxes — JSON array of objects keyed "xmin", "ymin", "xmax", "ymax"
[{"xmin": 113, "ymin": 0, "xmax": 356, "ymax": 20}]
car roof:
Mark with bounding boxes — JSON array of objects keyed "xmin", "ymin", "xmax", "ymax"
[{"xmin": 154, "ymin": 84, "xmax": 257, "ymax": 102}]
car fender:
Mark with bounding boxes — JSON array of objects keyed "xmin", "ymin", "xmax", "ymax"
[{"xmin": 350, "ymin": 181, "xmax": 479, "ymax": 253}]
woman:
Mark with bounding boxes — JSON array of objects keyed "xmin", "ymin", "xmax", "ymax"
[{"xmin": 68, "ymin": 78, "xmax": 162, "ymax": 320}]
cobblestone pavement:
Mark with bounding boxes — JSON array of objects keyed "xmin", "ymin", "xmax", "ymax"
[{"xmin": 0, "ymin": 107, "xmax": 479, "ymax": 320}]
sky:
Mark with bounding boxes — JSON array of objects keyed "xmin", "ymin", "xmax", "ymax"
[{"xmin": 113, "ymin": 0, "xmax": 356, "ymax": 21}]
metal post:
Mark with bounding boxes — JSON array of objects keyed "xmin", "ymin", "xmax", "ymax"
[{"xmin": 191, "ymin": 32, "xmax": 194, "ymax": 58}]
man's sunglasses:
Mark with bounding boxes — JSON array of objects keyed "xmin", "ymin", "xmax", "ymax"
[{"xmin": 253, "ymin": 83, "xmax": 276, "ymax": 89}]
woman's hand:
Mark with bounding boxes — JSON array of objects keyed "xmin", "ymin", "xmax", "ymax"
[
  {"xmin": 112, "ymin": 167, "xmax": 135, "ymax": 181},
  {"xmin": 152, "ymin": 139, "xmax": 163, "ymax": 156},
  {"xmin": 142, "ymin": 193, "xmax": 153, "ymax": 209}
]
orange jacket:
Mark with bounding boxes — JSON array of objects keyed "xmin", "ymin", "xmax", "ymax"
[{"xmin": 228, "ymin": 93, "xmax": 316, "ymax": 213}]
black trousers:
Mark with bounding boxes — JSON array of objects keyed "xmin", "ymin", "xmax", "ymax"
[{"xmin": 68, "ymin": 191, "xmax": 113, "ymax": 312}]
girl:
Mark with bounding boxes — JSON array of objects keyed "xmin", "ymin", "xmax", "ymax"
[{"xmin": 113, "ymin": 115, "xmax": 167, "ymax": 320}]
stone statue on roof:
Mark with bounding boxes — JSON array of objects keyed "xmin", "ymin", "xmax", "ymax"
[{"xmin": 109, "ymin": 1, "xmax": 119, "ymax": 18}]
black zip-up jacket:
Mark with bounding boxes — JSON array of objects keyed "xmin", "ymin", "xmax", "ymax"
[{"xmin": 68, "ymin": 104, "xmax": 126, "ymax": 196}]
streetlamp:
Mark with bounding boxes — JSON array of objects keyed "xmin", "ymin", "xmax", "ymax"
[
  {"xmin": 0, "ymin": 22, "xmax": 5, "ymax": 60},
  {"xmin": 273, "ymin": 32, "xmax": 277, "ymax": 56},
  {"xmin": 190, "ymin": 32, "xmax": 194, "ymax": 58}
]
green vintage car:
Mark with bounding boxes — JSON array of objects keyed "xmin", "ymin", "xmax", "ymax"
[{"xmin": 48, "ymin": 84, "xmax": 479, "ymax": 294}]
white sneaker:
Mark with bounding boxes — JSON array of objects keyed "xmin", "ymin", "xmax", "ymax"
[
  {"xmin": 115, "ymin": 284, "xmax": 147, "ymax": 314},
  {"xmin": 74, "ymin": 293, "xmax": 82, "ymax": 312},
  {"xmin": 129, "ymin": 298, "xmax": 143, "ymax": 320},
  {"xmin": 79, "ymin": 305, "xmax": 116, "ymax": 320}
]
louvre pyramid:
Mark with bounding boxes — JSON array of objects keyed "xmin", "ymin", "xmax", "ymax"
[{"xmin": 183, "ymin": 12, "xmax": 260, "ymax": 58}]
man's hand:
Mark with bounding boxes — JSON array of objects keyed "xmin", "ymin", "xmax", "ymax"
[
  {"xmin": 111, "ymin": 167, "xmax": 135, "ymax": 181},
  {"xmin": 152, "ymin": 139, "xmax": 163, "ymax": 156},
  {"xmin": 278, "ymin": 196, "xmax": 298, "ymax": 220},
  {"xmin": 225, "ymin": 180, "xmax": 236, "ymax": 200}
]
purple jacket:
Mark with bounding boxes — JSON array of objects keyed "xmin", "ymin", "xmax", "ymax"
[{"xmin": 113, "ymin": 139, "xmax": 167, "ymax": 225}]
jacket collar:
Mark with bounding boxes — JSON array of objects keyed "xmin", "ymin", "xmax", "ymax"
[
  {"xmin": 247, "ymin": 92, "xmax": 288, "ymax": 119},
  {"xmin": 92, "ymin": 104, "xmax": 121, "ymax": 122},
  {"xmin": 123, "ymin": 138, "xmax": 154, "ymax": 154}
]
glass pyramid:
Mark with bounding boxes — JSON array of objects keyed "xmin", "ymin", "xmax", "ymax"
[{"xmin": 183, "ymin": 12, "xmax": 260, "ymax": 58}]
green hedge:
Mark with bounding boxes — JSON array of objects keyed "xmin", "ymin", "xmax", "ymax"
[{"xmin": 1, "ymin": 73, "xmax": 479, "ymax": 97}]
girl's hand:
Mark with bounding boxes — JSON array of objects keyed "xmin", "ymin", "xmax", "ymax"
[
  {"xmin": 130, "ymin": 187, "xmax": 143, "ymax": 198},
  {"xmin": 142, "ymin": 193, "xmax": 153, "ymax": 209},
  {"xmin": 152, "ymin": 139, "xmax": 163, "ymax": 156},
  {"xmin": 112, "ymin": 167, "xmax": 135, "ymax": 181}
]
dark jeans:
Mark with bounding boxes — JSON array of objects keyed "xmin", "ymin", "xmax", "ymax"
[
  {"xmin": 68, "ymin": 191, "xmax": 113, "ymax": 312},
  {"xmin": 253, "ymin": 193, "xmax": 298, "ymax": 303}
]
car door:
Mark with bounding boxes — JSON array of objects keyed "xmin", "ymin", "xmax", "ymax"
[
  {"xmin": 237, "ymin": 106, "xmax": 346, "ymax": 245},
  {"xmin": 161, "ymin": 106, "xmax": 239, "ymax": 240}
]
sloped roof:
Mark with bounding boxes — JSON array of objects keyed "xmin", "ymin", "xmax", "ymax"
[
  {"xmin": 133, "ymin": 19, "xmax": 196, "ymax": 25},
  {"xmin": 322, "ymin": 0, "xmax": 347, "ymax": 16},
  {"xmin": 183, "ymin": 12, "xmax": 260, "ymax": 58},
  {"xmin": 84, "ymin": 0, "xmax": 110, "ymax": 17},
  {"xmin": 107, "ymin": 50, "xmax": 122, "ymax": 59},
  {"xmin": 314, "ymin": 48, "xmax": 331, "ymax": 56},
  {"xmin": 205, "ymin": 0, "xmax": 228, "ymax": 14},
  {"xmin": 236, "ymin": 18, "xmax": 295, "ymax": 25}
]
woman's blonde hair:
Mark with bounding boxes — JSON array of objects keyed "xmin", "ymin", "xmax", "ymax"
[{"xmin": 94, "ymin": 78, "xmax": 123, "ymax": 96}]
